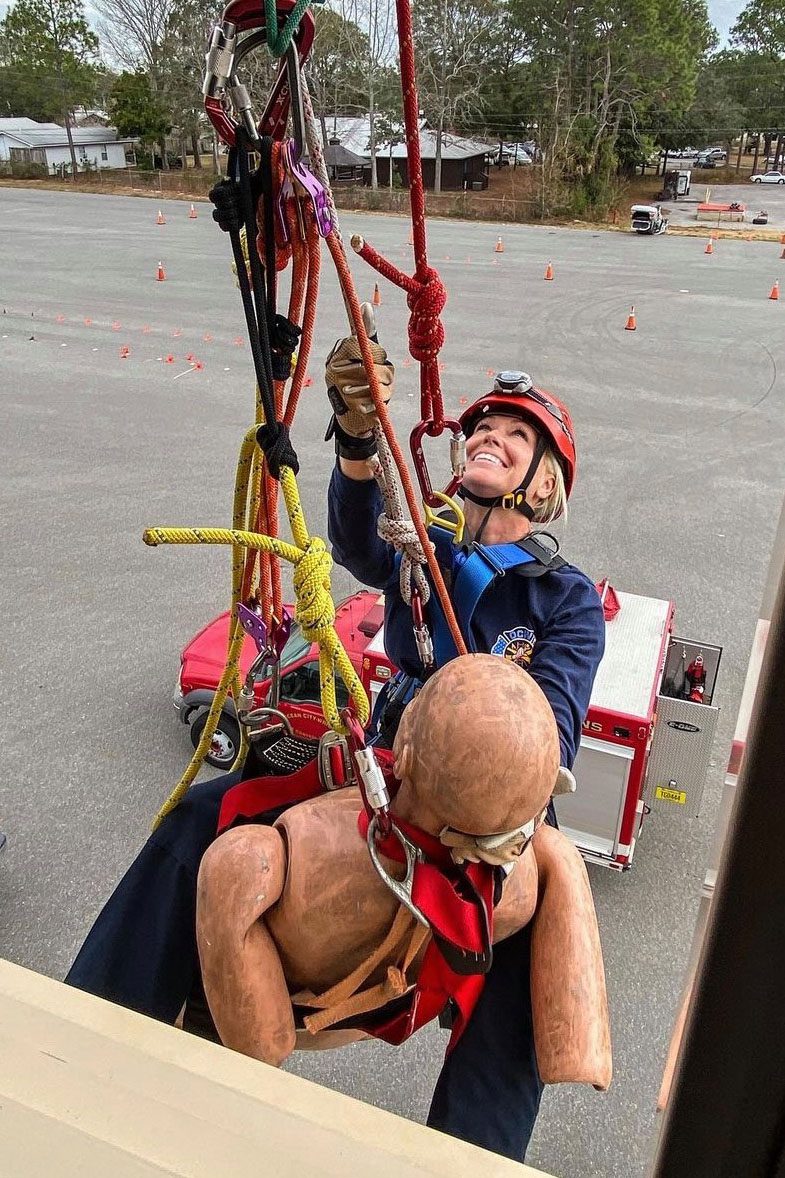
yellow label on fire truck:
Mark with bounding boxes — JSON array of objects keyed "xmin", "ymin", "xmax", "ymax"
[{"xmin": 655, "ymin": 786, "xmax": 687, "ymax": 805}]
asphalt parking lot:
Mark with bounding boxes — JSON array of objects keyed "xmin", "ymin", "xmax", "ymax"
[
  {"xmin": 1, "ymin": 187, "xmax": 784, "ymax": 1178},
  {"xmin": 651, "ymin": 179, "xmax": 785, "ymax": 232}
]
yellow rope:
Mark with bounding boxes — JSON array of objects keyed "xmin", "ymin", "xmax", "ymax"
[{"xmin": 146, "ymin": 435, "xmax": 368, "ymax": 829}]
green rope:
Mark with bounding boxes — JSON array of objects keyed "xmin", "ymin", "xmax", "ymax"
[{"xmin": 265, "ymin": 0, "xmax": 324, "ymax": 57}]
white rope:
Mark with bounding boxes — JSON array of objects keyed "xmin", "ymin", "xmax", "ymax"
[
  {"xmin": 302, "ymin": 73, "xmax": 341, "ymax": 243},
  {"xmin": 368, "ymin": 436, "xmax": 431, "ymax": 606}
]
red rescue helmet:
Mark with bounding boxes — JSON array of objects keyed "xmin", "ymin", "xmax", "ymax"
[{"xmin": 459, "ymin": 371, "xmax": 576, "ymax": 499}]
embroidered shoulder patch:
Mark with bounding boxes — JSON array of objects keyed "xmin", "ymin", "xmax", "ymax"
[{"xmin": 491, "ymin": 626, "xmax": 536, "ymax": 667}]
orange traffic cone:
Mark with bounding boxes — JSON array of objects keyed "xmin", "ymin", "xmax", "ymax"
[
  {"xmin": 156, "ymin": 209, "xmax": 166, "ymax": 225},
  {"xmin": 156, "ymin": 261, "xmax": 166, "ymax": 282},
  {"xmin": 372, "ymin": 283, "xmax": 382, "ymax": 307},
  {"xmin": 705, "ymin": 239, "xmax": 713, "ymax": 255},
  {"xmin": 624, "ymin": 305, "xmax": 637, "ymax": 331},
  {"xmin": 769, "ymin": 280, "xmax": 780, "ymax": 301},
  {"xmin": 780, "ymin": 232, "xmax": 785, "ymax": 245},
  {"xmin": 495, "ymin": 236, "xmax": 504, "ymax": 254},
  {"xmin": 188, "ymin": 203, "xmax": 197, "ymax": 220},
  {"xmin": 544, "ymin": 261, "xmax": 554, "ymax": 280}
]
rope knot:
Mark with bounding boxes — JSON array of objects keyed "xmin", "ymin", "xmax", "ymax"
[
  {"xmin": 293, "ymin": 537, "xmax": 335, "ymax": 639},
  {"xmin": 256, "ymin": 421, "xmax": 299, "ymax": 479},
  {"xmin": 407, "ymin": 267, "xmax": 446, "ymax": 364},
  {"xmin": 270, "ymin": 314, "xmax": 302, "ymax": 380},
  {"xmin": 209, "ymin": 178, "xmax": 242, "ymax": 234}
]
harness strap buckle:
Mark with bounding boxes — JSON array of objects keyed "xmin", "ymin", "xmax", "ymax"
[
  {"xmin": 501, "ymin": 490, "xmax": 524, "ymax": 510},
  {"xmin": 318, "ymin": 730, "xmax": 355, "ymax": 791}
]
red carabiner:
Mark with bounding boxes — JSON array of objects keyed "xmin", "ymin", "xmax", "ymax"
[
  {"xmin": 410, "ymin": 418, "xmax": 465, "ymax": 509},
  {"xmin": 204, "ymin": 0, "xmax": 315, "ymax": 148}
]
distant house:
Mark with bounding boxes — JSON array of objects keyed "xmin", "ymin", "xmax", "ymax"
[
  {"xmin": 323, "ymin": 143, "xmax": 366, "ymax": 183},
  {"xmin": 0, "ymin": 119, "xmax": 135, "ymax": 173},
  {"xmin": 315, "ymin": 117, "xmax": 489, "ymax": 191},
  {"xmin": 372, "ymin": 129, "xmax": 489, "ymax": 191},
  {"xmin": 321, "ymin": 116, "xmax": 372, "ymax": 159}
]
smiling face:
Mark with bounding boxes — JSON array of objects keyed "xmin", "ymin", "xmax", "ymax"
[{"xmin": 463, "ymin": 412, "xmax": 556, "ymax": 507}]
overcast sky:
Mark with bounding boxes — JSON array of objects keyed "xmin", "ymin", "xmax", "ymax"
[{"xmin": 0, "ymin": 1, "xmax": 744, "ymax": 54}]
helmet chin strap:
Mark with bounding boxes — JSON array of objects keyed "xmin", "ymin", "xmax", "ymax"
[{"xmin": 458, "ymin": 436, "xmax": 546, "ymax": 542}]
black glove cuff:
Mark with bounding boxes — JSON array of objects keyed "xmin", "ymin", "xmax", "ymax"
[{"xmin": 325, "ymin": 415, "xmax": 378, "ymax": 461}]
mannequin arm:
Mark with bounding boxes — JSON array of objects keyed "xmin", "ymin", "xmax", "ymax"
[{"xmin": 197, "ymin": 826, "xmax": 294, "ymax": 1066}]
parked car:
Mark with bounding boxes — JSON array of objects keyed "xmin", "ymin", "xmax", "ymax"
[
  {"xmin": 750, "ymin": 171, "xmax": 785, "ymax": 184},
  {"xmin": 695, "ymin": 155, "xmax": 717, "ymax": 168},
  {"xmin": 707, "ymin": 147, "xmax": 727, "ymax": 160},
  {"xmin": 173, "ymin": 591, "xmax": 394, "ymax": 768}
]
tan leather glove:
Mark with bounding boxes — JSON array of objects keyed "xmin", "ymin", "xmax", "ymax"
[{"xmin": 325, "ymin": 303, "xmax": 395, "ymax": 440}]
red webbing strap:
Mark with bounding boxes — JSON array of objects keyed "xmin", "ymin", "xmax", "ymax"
[
  {"xmin": 357, "ymin": 810, "xmax": 495, "ymax": 1049},
  {"xmin": 217, "ymin": 760, "xmax": 324, "ymax": 832},
  {"xmin": 411, "ymin": 862, "xmax": 490, "ymax": 958},
  {"xmin": 372, "ymin": 938, "xmax": 486, "ymax": 1050}
]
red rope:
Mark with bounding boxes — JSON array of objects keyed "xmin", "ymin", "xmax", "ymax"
[
  {"xmin": 349, "ymin": 0, "xmax": 447, "ymax": 427},
  {"xmin": 353, "ymin": 238, "xmax": 445, "ymax": 422}
]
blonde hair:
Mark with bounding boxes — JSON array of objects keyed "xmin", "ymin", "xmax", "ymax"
[{"xmin": 531, "ymin": 447, "xmax": 568, "ymax": 525}]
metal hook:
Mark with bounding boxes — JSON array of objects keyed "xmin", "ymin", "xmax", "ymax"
[
  {"xmin": 410, "ymin": 419, "xmax": 465, "ymax": 509},
  {"xmin": 367, "ymin": 815, "xmax": 429, "ymax": 928}
]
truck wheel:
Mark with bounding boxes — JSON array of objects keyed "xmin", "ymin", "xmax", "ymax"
[{"xmin": 190, "ymin": 710, "xmax": 241, "ymax": 769}]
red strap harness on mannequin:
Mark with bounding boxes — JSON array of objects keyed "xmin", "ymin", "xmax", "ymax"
[
  {"xmin": 215, "ymin": 742, "xmax": 496, "ymax": 1050},
  {"xmin": 357, "ymin": 807, "xmax": 496, "ymax": 1051}
]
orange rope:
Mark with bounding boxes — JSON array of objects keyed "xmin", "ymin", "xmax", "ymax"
[{"xmin": 326, "ymin": 233, "xmax": 467, "ymax": 656}]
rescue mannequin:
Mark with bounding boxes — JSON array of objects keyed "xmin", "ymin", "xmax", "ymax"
[{"xmin": 196, "ymin": 654, "xmax": 612, "ymax": 1089}]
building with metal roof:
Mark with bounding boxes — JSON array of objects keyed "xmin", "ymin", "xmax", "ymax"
[
  {"xmin": 0, "ymin": 120, "xmax": 135, "ymax": 173},
  {"xmin": 373, "ymin": 129, "xmax": 490, "ymax": 191}
]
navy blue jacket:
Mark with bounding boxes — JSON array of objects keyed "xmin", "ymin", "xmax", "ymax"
[{"xmin": 328, "ymin": 464, "xmax": 605, "ymax": 769}]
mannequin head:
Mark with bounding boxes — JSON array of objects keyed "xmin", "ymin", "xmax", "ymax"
[{"xmin": 392, "ymin": 654, "xmax": 559, "ymax": 837}]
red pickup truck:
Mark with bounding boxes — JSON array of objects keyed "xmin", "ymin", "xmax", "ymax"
[{"xmin": 173, "ymin": 591, "xmax": 396, "ymax": 768}]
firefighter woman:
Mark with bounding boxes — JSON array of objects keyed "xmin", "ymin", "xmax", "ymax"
[
  {"xmin": 66, "ymin": 319, "xmax": 605, "ymax": 1166},
  {"xmin": 325, "ymin": 319, "xmax": 605, "ymax": 1161}
]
